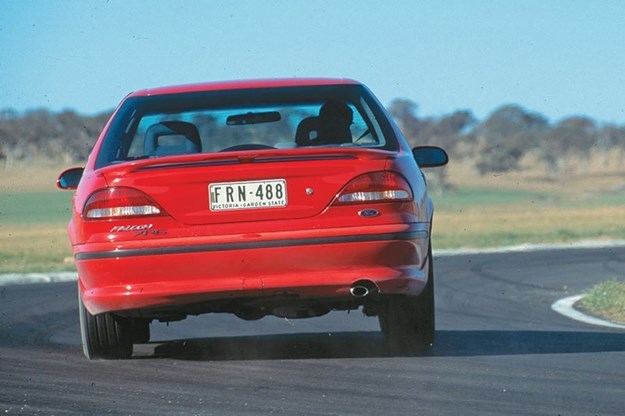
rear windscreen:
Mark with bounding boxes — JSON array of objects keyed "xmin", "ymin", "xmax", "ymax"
[{"xmin": 96, "ymin": 84, "xmax": 398, "ymax": 168}]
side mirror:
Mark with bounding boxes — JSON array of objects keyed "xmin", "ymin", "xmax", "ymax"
[
  {"xmin": 57, "ymin": 167, "xmax": 84, "ymax": 190},
  {"xmin": 412, "ymin": 146, "xmax": 449, "ymax": 168}
]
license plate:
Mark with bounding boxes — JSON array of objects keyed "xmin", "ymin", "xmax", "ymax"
[{"xmin": 209, "ymin": 179, "xmax": 287, "ymax": 211}]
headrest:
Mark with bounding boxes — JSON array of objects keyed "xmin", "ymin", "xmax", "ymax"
[
  {"xmin": 295, "ymin": 116, "xmax": 321, "ymax": 146},
  {"xmin": 144, "ymin": 121, "xmax": 201, "ymax": 156}
]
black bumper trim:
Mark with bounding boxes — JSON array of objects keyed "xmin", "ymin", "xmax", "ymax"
[{"xmin": 75, "ymin": 230, "xmax": 429, "ymax": 261}]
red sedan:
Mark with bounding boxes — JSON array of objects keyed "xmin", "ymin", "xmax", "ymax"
[{"xmin": 57, "ymin": 78, "xmax": 448, "ymax": 359}]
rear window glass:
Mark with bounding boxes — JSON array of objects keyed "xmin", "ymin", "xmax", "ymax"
[{"xmin": 96, "ymin": 85, "xmax": 397, "ymax": 168}]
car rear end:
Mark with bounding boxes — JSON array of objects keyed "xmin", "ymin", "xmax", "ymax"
[
  {"xmin": 63, "ymin": 79, "xmax": 441, "ymax": 358},
  {"xmin": 75, "ymin": 149, "xmax": 432, "ymax": 319}
]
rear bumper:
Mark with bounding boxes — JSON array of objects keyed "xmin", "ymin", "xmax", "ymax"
[{"xmin": 76, "ymin": 224, "xmax": 431, "ymax": 315}]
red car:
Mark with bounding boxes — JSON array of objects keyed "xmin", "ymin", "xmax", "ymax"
[{"xmin": 57, "ymin": 78, "xmax": 448, "ymax": 359}]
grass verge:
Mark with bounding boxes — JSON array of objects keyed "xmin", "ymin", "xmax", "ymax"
[
  {"xmin": 0, "ymin": 191, "xmax": 74, "ymax": 273},
  {"xmin": 577, "ymin": 280, "xmax": 625, "ymax": 325},
  {"xmin": 433, "ymin": 204, "xmax": 625, "ymax": 249}
]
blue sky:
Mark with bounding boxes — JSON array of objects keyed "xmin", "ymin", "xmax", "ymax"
[{"xmin": 1, "ymin": 0, "xmax": 625, "ymax": 123}]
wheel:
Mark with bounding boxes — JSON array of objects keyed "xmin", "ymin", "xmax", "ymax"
[
  {"xmin": 379, "ymin": 246, "xmax": 435, "ymax": 355},
  {"xmin": 79, "ymin": 290, "xmax": 133, "ymax": 359}
]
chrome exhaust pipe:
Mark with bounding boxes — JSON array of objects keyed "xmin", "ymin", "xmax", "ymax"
[
  {"xmin": 349, "ymin": 280, "xmax": 379, "ymax": 298},
  {"xmin": 350, "ymin": 286, "xmax": 369, "ymax": 298}
]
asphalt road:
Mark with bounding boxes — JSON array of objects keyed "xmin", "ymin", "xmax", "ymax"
[{"xmin": 1, "ymin": 247, "xmax": 625, "ymax": 415}]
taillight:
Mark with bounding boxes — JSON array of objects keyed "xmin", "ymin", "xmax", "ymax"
[
  {"xmin": 333, "ymin": 171, "xmax": 413, "ymax": 205},
  {"xmin": 83, "ymin": 187, "xmax": 165, "ymax": 220}
]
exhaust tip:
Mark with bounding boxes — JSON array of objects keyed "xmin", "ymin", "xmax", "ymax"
[
  {"xmin": 350, "ymin": 286, "xmax": 369, "ymax": 298},
  {"xmin": 350, "ymin": 279, "xmax": 379, "ymax": 298}
]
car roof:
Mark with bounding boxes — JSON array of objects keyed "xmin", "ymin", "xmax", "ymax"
[{"xmin": 127, "ymin": 78, "xmax": 362, "ymax": 98}]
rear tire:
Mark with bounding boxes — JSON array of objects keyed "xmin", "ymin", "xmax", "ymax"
[
  {"xmin": 379, "ymin": 246, "xmax": 435, "ymax": 355},
  {"xmin": 79, "ymin": 291, "xmax": 133, "ymax": 359}
]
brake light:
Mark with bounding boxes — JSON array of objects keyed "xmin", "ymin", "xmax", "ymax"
[
  {"xmin": 83, "ymin": 187, "xmax": 164, "ymax": 219},
  {"xmin": 333, "ymin": 172, "xmax": 413, "ymax": 205}
]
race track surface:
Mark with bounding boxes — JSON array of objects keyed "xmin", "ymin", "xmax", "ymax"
[{"xmin": 1, "ymin": 247, "xmax": 625, "ymax": 415}]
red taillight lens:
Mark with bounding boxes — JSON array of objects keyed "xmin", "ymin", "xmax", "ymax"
[
  {"xmin": 83, "ymin": 187, "xmax": 164, "ymax": 220},
  {"xmin": 333, "ymin": 171, "xmax": 413, "ymax": 205}
]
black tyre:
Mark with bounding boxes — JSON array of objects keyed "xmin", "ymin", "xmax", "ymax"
[
  {"xmin": 379, "ymin": 247, "xmax": 435, "ymax": 354},
  {"xmin": 79, "ymin": 292, "xmax": 133, "ymax": 359}
]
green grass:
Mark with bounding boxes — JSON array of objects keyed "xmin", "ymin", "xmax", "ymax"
[
  {"xmin": 588, "ymin": 192, "xmax": 625, "ymax": 207},
  {"xmin": 434, "ymin": 187, "xmax": 548, "ymax": 208},
  {"xmin": 0, "ymin": 191, "xmax": 74, "ymax": 273},
  {"xmin": 433, "ymin": 227, "xmax": 625, "ymax": 250},
  {"xmin": 0, "ymin": 192, "xmax": 74, "ymax": 224},
  {"xmin": 578, "ymin": 280, "xmax": 625, "ymax": 324},
  {"xmin": 432, "ymin": 186, "xmax": 625, "ymax": 249}
]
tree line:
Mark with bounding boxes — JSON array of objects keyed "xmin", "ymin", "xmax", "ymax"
[
  {"xmin": 2, "ymin": 101, "xmax": 625, "ymax": 179},
  {"xmin": 390, "ymin": 99, "xmax": 625, "ymax": 178},
  {"xmin": 0, "ymin": 108, "xmax": 110, "ymax": 169}
]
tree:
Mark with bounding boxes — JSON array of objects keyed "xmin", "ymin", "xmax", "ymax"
[
  {"xmin": 542, "ymin": 116, "xmax": 597, "ymax": 176},
  {"xmin": 418, "ymin": 110, "xmax": 476, "ymax": 154},
  {"xmin": 0, "ymin": 108, "xmax": 111, "ymax": 167},
  {"xmin": 388, "ymin": 99, "xmax": 476, "ymax": 189},
  {"xmin": 388, "ymin": 98, "xmax": 420, "ymax": 145},
  {"xmin": 475, "ymin": 104, "xmax": 549, "ymax": 174}
]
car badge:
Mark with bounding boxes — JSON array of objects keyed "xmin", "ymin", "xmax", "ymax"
[{"xmin": 358, "ymin": 209, "xmax": 380, "ymax": 218}]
